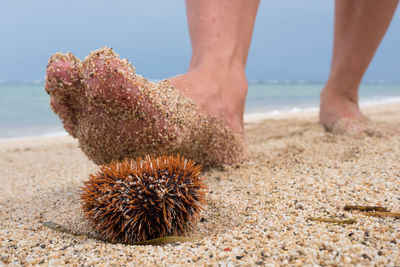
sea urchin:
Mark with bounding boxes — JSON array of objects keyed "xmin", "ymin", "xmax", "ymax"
[{"xmin": 81, "ymin": 155, "xmax": 206, "ymax": 243}]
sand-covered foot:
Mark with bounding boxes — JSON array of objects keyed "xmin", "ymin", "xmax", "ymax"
[
  {"xmin": 45, "ymin": 47, "xmax": 247, "ymax": 167},
  {"xmin": 320, "ymin": 86, "xmax": 374, "ymax": 137},
  {"xmin": 328, "ymin": 119, "xmax": 378, "ymax": 137},
  {"xmin": 45, "ymin": 53, "xmax": 84, "ymax": 137},
  {"xmin": 320, "ymin": 87, "xmax": 400, "ymax": 137}
]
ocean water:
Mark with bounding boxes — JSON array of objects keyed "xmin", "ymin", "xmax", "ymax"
[
  {"xmin": 0, "ymin": 82, "xmax": 399, "ymax": 140},
  {"xmin": 245, "ymin": 82, "xmax": 400, "ymax": 116}
]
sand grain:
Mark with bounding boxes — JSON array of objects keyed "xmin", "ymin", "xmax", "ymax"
[{"xmin": 1, "ymin": 104, "xmax": 399, "ymax": 266}]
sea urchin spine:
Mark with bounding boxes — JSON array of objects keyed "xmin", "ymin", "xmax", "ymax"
[{"xmin": 81, "ymin": 155, "xmax": 206, "ymax": 243}]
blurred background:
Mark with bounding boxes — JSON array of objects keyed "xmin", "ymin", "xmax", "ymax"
[{"xmin": 0, "ymin": 0, "xmax": 399, "ymax": 139}]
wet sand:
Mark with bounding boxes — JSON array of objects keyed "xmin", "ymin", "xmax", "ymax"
[{"xmin": 1, "ymin": 103, "xmax": 399, "ymax": 266}]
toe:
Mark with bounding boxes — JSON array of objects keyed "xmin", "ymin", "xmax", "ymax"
[
  {"xmin": 330, "ymin": 119, "xmax": 368, "ymax": 137},
  {"xmin": 81, "ymin": 47, "xmax": 140, "ymax": 105},
  {"xmin": 45, "ymin": 52, "xmax": 83, "ymax": 137},
  {"xmin": 45, "ymin": 52, "xmax": 82, "ymax": 101}
]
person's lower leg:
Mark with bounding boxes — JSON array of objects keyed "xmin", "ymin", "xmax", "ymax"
[
  {"xmin": 320, "ymin": 0, "xmax": 398, "ymax": 131},
  {"xmin": 170, "ymin": 0, "xmax": 260, "ymax": 134}
]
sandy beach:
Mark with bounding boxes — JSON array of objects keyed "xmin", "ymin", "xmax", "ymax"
[{"xmin": 1, "ymin": 103, "xmax": 399, "ymax": 266}]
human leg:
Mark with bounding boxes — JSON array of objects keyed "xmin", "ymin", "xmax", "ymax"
[
  {"xmin": 320, "ymin": 0, "xmax": 398, "ymax": 134},
  {"xmin": 171, "ymin": 0, "xmax": 259, "ymax": 134},
  {"xmin": 45, "ymin": 0, "xmax": 259, "ymax": 166}
]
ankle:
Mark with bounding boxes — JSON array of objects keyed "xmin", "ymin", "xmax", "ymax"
[
  {"xmin": 189, "ymin": 46, "xmax": 246, "ymax": 69},
  {"xmin": 321, "ymin": 79, "xmax": 359, "ymax": 105},
  {"xmin": 170, "ymin": 62, "xmax": 247, "ymax": 135},
  {"xmin": 188, "ymin": 62, "xmax": 247, "ymax": 91}
]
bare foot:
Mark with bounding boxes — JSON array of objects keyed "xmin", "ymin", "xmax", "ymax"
[
  {"xmin": 320, "ymin": 85, "xmax": 371, "ymax": 136},
  {"xmin": 45, "ymin": 47, "xmax": 248, "ymax": 167}
]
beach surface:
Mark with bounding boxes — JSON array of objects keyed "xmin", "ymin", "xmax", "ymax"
[{"xmin": 1, "ymin": 103, "xmax": 399, "ymax": 266}]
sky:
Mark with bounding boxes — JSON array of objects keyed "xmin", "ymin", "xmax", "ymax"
[{"xmin": 0, "ymin": 0, "xmax": 399, "ymax": 83}]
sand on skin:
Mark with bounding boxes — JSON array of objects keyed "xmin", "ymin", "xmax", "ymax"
[{"xmin": 0, "ymin": 103, "xmax": 399, "ymax": 266}]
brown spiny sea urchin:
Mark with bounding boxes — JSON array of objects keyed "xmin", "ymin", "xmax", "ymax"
[{"xmin": 81, "ymin": 155, "xmax": 206, "ymax": 243}]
